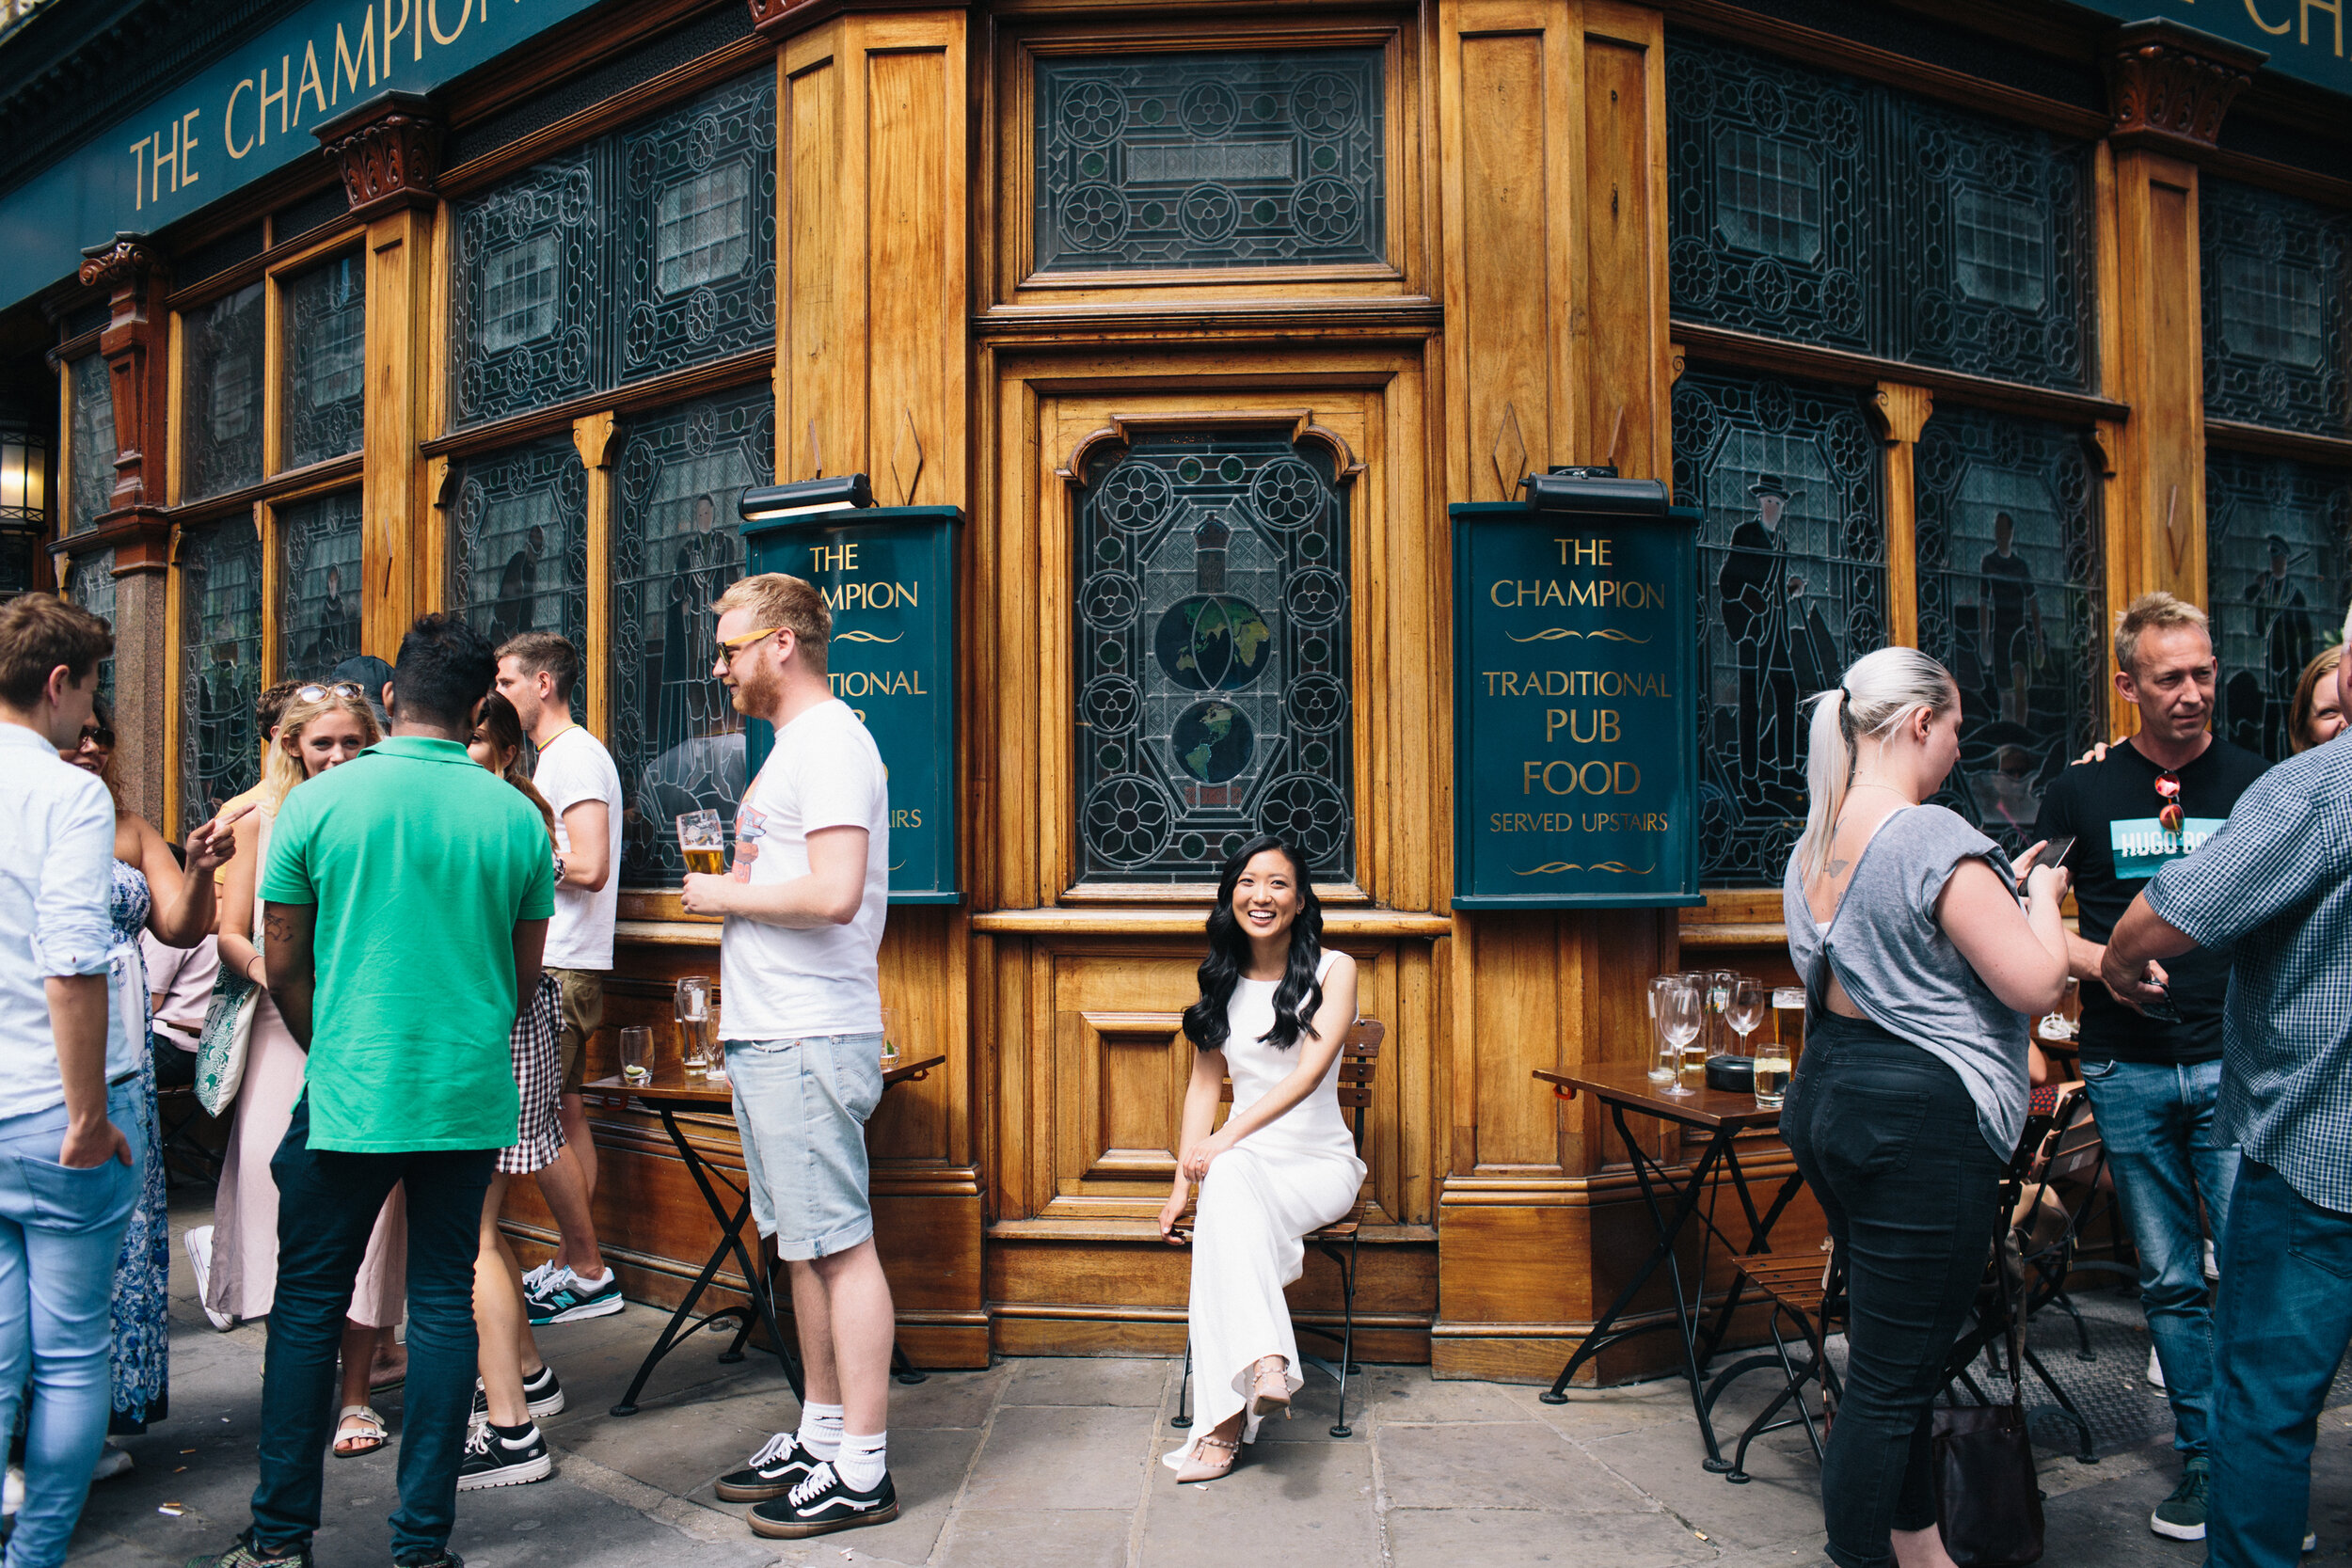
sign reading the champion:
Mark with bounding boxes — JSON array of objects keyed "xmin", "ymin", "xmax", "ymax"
[{"xmin": 1451, "ymin": 483, "xmax": 1701, "ymax": 908}]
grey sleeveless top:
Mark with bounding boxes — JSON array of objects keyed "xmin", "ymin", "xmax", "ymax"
[{"xmin": 1782, "ymin": 805, "xmax": 2030, "ymax": 1157}]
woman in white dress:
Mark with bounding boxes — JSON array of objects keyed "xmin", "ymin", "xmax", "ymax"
[{"xmin": 1157, "ymin": 835, "xmax": 1365, "ymax": 1483}]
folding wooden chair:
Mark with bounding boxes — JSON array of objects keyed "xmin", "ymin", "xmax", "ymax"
[{"xmin": 1700, "ymin": 1243, "xmax": 1846, "ymax": 1483}]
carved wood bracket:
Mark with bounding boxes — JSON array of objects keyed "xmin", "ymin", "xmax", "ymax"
[
  {"xmin": 2103, "ymin": 20, "xmax": 2264, "ymax": 156},
  {"xmin": 1056, "ymin": 409, "xmax": 1365, "ymax": 490},
  {"xmin": 76, "ymin": 233, "xmax": 166, "ymax": 515},
  {"xmin": 315, "ymin": 91, "xmax": 444, "ymax": 223},
  {"xmin": 52, "ymin": 507, "xmax": 172, "ymax": 575},
  {"xmin": 1867, "ymin": 382, "xmax": 1933, "ymax": 447}
]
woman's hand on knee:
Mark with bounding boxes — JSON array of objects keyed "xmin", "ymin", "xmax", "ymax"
[{"xmin": 1181, "ymin": 1132, "xmax": 1232, "ymax": 1183}]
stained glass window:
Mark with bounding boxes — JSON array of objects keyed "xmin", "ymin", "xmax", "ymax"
[
  {"xmin": 277, "ymin": 488, "xmax": 364, "ymax": 684},
  {"xmin": 181, "ymin": 282, "xmax": 265, "ymax": 501},
  {"xmin": 178, "ymin": 515, "xmax": 263, "ymax": 828},
  {"xmin": 2201, "ymin": 179, "xmax": 2350, "ymax": 437},
  {"xmin": 1671, "ymin": 369, "xmax": 1884, "ymax": 886},
  {"xmin": 2206, "ymin": 451, "xmax": 2352, "ymax": 760},
  {"xmin": 1915, "ymin": 410, "xmax": 2104, "ymax": 856},
  {"xmin": 612, "ymin": 388, "xmax": 773, "ymax": 882},
  {"xmin": 616, "ymin": 71, "xmax": 776, "ymax": 384},
  {"xmin": 451, "ymin": 150, "xmax": 602, "ymax": 427},
  {"xmin": 67, "ymin": 353, "xmax": 115, "ymax": 531},
  {"xmin": 1033, "ymin": 50, "xmax": 1386, "ymax": 274},
  {"xmin": 281, "ymin": 254, "xmax": 366, "ymax": 471},
  {"xmin": 67, "ymin": 549, "xmax": 116, "ymax": 710},
  {"xmin": 448, "ymin": 437, "xmax": 588, "ymax": 652}
]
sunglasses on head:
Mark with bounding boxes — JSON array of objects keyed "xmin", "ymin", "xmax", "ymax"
[{"xmin": 294, "ymin": 681, "xmax": 365, "ymax": 703}]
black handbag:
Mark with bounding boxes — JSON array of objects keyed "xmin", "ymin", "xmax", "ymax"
[{"xmin": 1929, "ymin": 1270, "xmax": 2044, "ymax": 1566}]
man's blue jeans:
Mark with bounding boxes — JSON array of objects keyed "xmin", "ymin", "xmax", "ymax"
[
  {"xmin": 0, "ymin": 1083, "xmax": 142, "ymax": 1568},
  {"xmin": 2210, "ymin": 1158, "xmax": 2352, "ymax": 1566},
  {"xmin": 249, "ymin": 1097, "xmax": 492, "ymax": 1562},
  {"xmin": 2078, "ymin": 1055, "xmax": 2236, "ymax": 1458}
]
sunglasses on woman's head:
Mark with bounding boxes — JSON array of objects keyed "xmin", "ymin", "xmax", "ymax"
[{"xmin": 294, "ymin": 681, "xmax": 365, "ymax": 703}]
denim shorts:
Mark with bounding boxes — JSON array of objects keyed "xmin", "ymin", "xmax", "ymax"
[{"xmin": 724, "ymin": 1033, "xmax": 883, "ymax": 1260}]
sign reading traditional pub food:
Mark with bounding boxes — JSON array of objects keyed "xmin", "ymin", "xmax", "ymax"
[
  {"xmin": 740, "ymin": 505, "xmax": 961, "ymax": 904},
  {"xmin": 1451, "ymin": 477, "xmax": 1702, "ymax": 908}
]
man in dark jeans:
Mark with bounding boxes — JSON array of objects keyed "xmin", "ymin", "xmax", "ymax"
[
  {"xmin": 189, "ymin": 615, "xmax": 554, "ymax": 1568},
  {"xmin": 2030, "ymin": 592, "xmax": 2266, "ymax": 1543}
]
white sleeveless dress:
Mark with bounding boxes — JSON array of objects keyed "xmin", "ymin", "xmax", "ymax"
[{"xmin": 1166, "ymin": 949, "xmax": 1367, "ymax": 1460}]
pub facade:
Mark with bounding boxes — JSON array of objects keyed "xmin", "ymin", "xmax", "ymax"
[{"xmin": 4, "ymin": 0, "xmax": 2345, "ymax": 1378}]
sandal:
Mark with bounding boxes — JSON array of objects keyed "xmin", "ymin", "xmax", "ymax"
[
  {"xmin": 333, "ymin": 1405, "xmax": 388, "ymax": 1458},
  {"xmin": 1173, "ymin": 1433, "xmax": 1239, "ymax": 1483},
  {"xmin": 1248, "ymin": 1355, "xmax": 1292, "ymax": 1420}
]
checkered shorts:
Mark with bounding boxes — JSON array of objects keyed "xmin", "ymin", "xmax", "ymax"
[{"xmin": 497, "ymin": 973, "xmax": 567, "ymax": 1176}]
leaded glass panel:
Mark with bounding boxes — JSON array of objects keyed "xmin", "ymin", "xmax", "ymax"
[
  {"xmin": 276, "ymin": 487, "xmax": 364, "ymax": 684},
  {"xmin": 67, "ymin": 353, "xmax": 115, "ymax": 531},
  {"xmin": 451, "ymin": 150, "xmax": 602, "ymax": 427},
  {"xmin": 1033, "ymin": 50, "xmax": 1386, "ymax": 274},
  {"xmin": 2206, "ymin": 450, "xmax": 2352, "ymax": 760},
  {"xmin": 448, "ymin": 437, "xmax": 588, "ymax": 651},
  {"xmin": 1671, "ymin": 369, "xmax": 1884, "ymax": 887},
  {"xmin": 1915, "ymin": 410, "xmax": 2103, "ymax": 856},
  {"xmin": 1073, "ymin": 432, "xmax": 1354, "ymax": 883},
  {"xmin": 67, "ymin": 549, "xmax": 116, "ymax": 710},
  {"xmin": 178, "ymin": 515, "xmax": 263, "ymax": 827},
  {"xmin": 281, "ymin": 254, "xmax": 366, "ymax": 471},
  {"xmin": 2201, "ymin": 179, "xmax": 2351, "ymax": 437},
  {"xmin": 616, "ymin": 72, "xmax": 775, "ymax": 382},
  {"xmin": 612, "ymin": 388, "xmax": 773, "ymax": 883},
  {"xmin": 181, "ymin": 282, "xmax": 265, "ymax": 501}
]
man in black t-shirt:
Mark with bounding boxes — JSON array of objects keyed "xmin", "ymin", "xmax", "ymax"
[{"xmin": 2031, "ymin": 592, "xmax": 2267, "ymax": 1544}]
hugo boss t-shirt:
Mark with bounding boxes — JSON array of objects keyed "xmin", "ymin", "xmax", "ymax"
[
  {"xmin": 719, "ymin": 699, "xmax": 890, "ymax": 1041},
  {"xmin": 2030, "ymin": 735, "xmax": 2269, "ymax": 1065}
]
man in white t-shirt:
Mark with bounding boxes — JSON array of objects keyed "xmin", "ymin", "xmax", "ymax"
[
  {"xmin": 495, "ymin": 633, "xmax": 627, "ymax": 1324},
  {"xmin": 682, "ymin": 573, "xmax": 898, "ymax": 1541}
]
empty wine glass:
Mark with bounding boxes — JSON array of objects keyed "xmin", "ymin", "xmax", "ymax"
[
  {"xmin": 1659, "ymin": 981, "xmax": 1703, "ymax": 1097},
  {"xmin": 1647, "ymin": 975, "xmax": 1681, "ymax": 1084},
  {"xmin": 1725, "ymin": 977, "xmax": 1767, "ymax": 1057}
]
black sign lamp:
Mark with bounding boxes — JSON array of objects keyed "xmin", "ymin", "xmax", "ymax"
[
  {"xmin": 0, "ymin": 413, "xmax": 50, "ymax": 597},
  {"xmin": 738, "ymin": 473, "xmax": 874, "ymax": 523},
  {"xmin": 1518, "ymin": 465, "xmax": 1668, "ymax": 516}
]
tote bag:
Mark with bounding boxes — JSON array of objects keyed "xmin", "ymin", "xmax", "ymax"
[{"xmin": 194, "ymin": 958, "xmax": 259, "ymax": 1117}]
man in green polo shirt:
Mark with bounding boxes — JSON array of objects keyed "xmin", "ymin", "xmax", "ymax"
[{"xmin": 191, "ymin": 614, "xmax": 553, "ymax": 1568}]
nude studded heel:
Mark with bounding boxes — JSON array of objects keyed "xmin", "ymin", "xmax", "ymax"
[{"xmin": 1248, "ymin": 1355, "xmax": 1291, "ymax": 1419}]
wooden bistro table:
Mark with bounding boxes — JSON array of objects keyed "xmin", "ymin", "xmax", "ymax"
[
  {"xmin": 1532, "ymin": 1063, "xmax": 1806, "ymax": 1471},
  {"xmin": 591, "ymin": 1052, "xmax": 949, "ymax": 1418}
]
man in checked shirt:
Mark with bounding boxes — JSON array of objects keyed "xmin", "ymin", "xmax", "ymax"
[{"xmin": 2106, "ymin": 603, "xmax": 2352, "ymax": 1568}]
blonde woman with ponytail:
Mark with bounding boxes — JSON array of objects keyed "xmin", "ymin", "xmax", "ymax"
[{"xmin": 1779, "ymin": 646, "xmax": 2071, "ymax": 1568}]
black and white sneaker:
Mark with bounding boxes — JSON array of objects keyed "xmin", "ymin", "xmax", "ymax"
[
  {"xmin": 746, "ymin": 1463, "xmax": 897, "ymax": 1539},
  {"xmin": 455, "ymin": 1423, "xmax": 552, "ymax": 1491},
  {"xmin": 469, "ymin": 1367, "xmax": 565, "ymax": 1425},
  {"xmin": 525, "ymin": 1269, "xmax": 624, "ymax": 1325},
  {"xmin": 714, "ymin": 1432, "xmax": 823, "ymax": 1502}
]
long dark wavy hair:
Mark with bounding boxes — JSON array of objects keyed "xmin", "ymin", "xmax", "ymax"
[{"xmin": 1181, "ymin": 834, "xmax": 1326, "ymax": 1053}]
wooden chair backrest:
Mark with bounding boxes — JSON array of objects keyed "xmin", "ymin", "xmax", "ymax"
[{"xmin": 1219, "ymin": 1018, "xmax": 1385, "ymax": 1157}]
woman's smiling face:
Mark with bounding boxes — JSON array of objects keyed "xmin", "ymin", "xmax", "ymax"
[{"xmin": 1231, "ymin": 847, "xmax": 1302, "ymax": 943}]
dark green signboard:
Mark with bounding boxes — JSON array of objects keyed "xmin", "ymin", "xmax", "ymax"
[
  {"xmin": 1452, "ymin": 484, "xmax": 1702, "ymax": 908},
  {"xmin": 741, "ymin": 505, "xmax": 961, "ymax": 904}
]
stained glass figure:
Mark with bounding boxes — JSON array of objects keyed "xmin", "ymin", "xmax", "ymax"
[
  {"xmin": 1915, "ymin": 409, "xmax": 2103, "ymax": 856},
  {"xmin": 67, "ymin": 353, "xmax": 115, "ymax": 531},
  {"xmin": 615, "ymin": 71, "xmax": 776, "ymax": 385},
  {"xmin": 277, "ymin": 488, "xmax": 364, "ymax": 684},
  {"xmin": 281, "ymin": 254, "xmax": 366, "ymax": 471},
  {"xmin": 67, "ymin": 549, "xmax": 116, "ymax": 709},
  {"xmin": 2206, "ymin": 451, "xmax": 2352, "ymax": 761},
  {"xmin": 1033, "ymin": 50, "xmax": 1386, "ymax": 274},
  {"xmin": 2201, "ymin": 179, "xmax": 2351, "ymax": 439},
  {"xmin": 1073, "ymin": 432, "xmax": 1353, "ymax": 883},
  {"xmin": 1672, "ymin": 369, "xmax": 1884, "ymax": 886},
  {"xmin": 178, "ymin": 516, "xmax": 263, "ymax": 828},
  {"xmin": 181, "ymin": 282, "xmax": 265, "ymax": 501},
  {"xmin": 449, "ymin": 437, "xmax": 588, "ymax": 653},
  {"xmin": 612, "ymin": 388, "xmax": 773, "ymax": 882}
]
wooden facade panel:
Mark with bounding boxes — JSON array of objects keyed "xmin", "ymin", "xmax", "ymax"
[
  {"xmin": 1575, "ymin": 21, "xmax": 1668, "ymax": 479},
  {"xmin": 1456, "ymin": 32, "xmax": 1555, "ymax": 498},
  {"xmin": 781, "ymin": 38, "xmax": 842, "ymax": 482}
]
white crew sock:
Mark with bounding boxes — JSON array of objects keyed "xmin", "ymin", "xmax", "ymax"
[
  {"xmin": 835, "ymin": 1431, "xmax": 887, "ymax": 1492},
  {"xmin": 796, "ymin": 1401, "xmax": 845, "ymax": 1461}
]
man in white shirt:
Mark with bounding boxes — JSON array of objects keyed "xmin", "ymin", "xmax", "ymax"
[
  {"xmin": 683, "ymin": 573, "xmax": 897, "ymax": 1541},
  {"xmin": 495, "ymin": 633, "xmax": 626, "ymax": 1324},
  {"xmin": 0, "ymin": 595, "xmax": 138, "ymax": 1568}
]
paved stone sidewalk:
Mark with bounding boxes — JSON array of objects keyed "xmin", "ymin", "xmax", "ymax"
[{"xmin": 58, "ymin": 1203, "xmax": 2352, "ymax": 1567}]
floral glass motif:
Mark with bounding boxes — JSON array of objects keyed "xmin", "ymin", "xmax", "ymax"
[
  {"xmin": 1667, "ymin": 33, "xmax": 2091, "ymax": 390},
  {"xmin": 1915, "ymin": 409, "xmax": 2104, "ymax": 857},
  {"xmin": 1672, "ymin": 369, "xmax": 1884, "ymax": 887},
  {"xmin": 2206, "ymin": 450, "xmax": 2352, "ymax": 761},
  {"xmin": 448, "ymin": 437, "xmax": 588, "ymax": 652},
  {"xmin": 181, "ymin": 282, "xmax": 265, "ymax": 501},
  {"xmin": 281, "ymin": 254, "xmax": 366, "ymax": 471},
  {"xmin": 67, "ymin": 549, "xmax": 116, "ymax": 710},
  {"xmin": 178, "ymin": 515, "xmax": 263, "ymax": 829},
  {"xmin": 276, "ymin": 487, "xmax": 364, "ymax": 684},
  {"xmin": 2201, "ymin": 179, "xmax": 2350, "ymax": 438},
  {"xmin": 1074, "ymin": 432, "xmax": 1354, "ymax": 883},
  {"xmin": 67, "ymin": 353, "xmax": 115, "ymax": 531},
  {"xmin": 612, "ymin": 388, "xmax": 773, "ymax": 883},
  {"xmin": 451, "ymin": 149, "xmax": 601, "ymax": 426},
  {"xmin": 1033, "ymin": 50, "xmax": 1386, "ymax": 274}
]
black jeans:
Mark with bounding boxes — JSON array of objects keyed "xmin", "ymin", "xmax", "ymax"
[
  {"xmin": 250, "ymin": 1096, "xmax": 494, "ymax": 1561},
  {"xmin": 1782, "ymin": 1011, "xmax": 2007, "ymax": 1568}
]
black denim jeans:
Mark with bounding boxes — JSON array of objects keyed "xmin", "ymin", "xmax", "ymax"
[
  {"xmin": 249, "ymin": 1096, "xmax": 494, "ymax": 1561},
  {"xmin": 1782, "ymin": 1010, "xmax": 2007, "ymax": 1568}
]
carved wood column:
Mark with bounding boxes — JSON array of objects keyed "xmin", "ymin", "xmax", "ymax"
[
  {"xmin": 1870, "ymin": 382, "xmax": 1933, "ymax": 649},
  {"xmin": 317, "ymin": 91, "xmax": 443, "ymax": 657}
]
